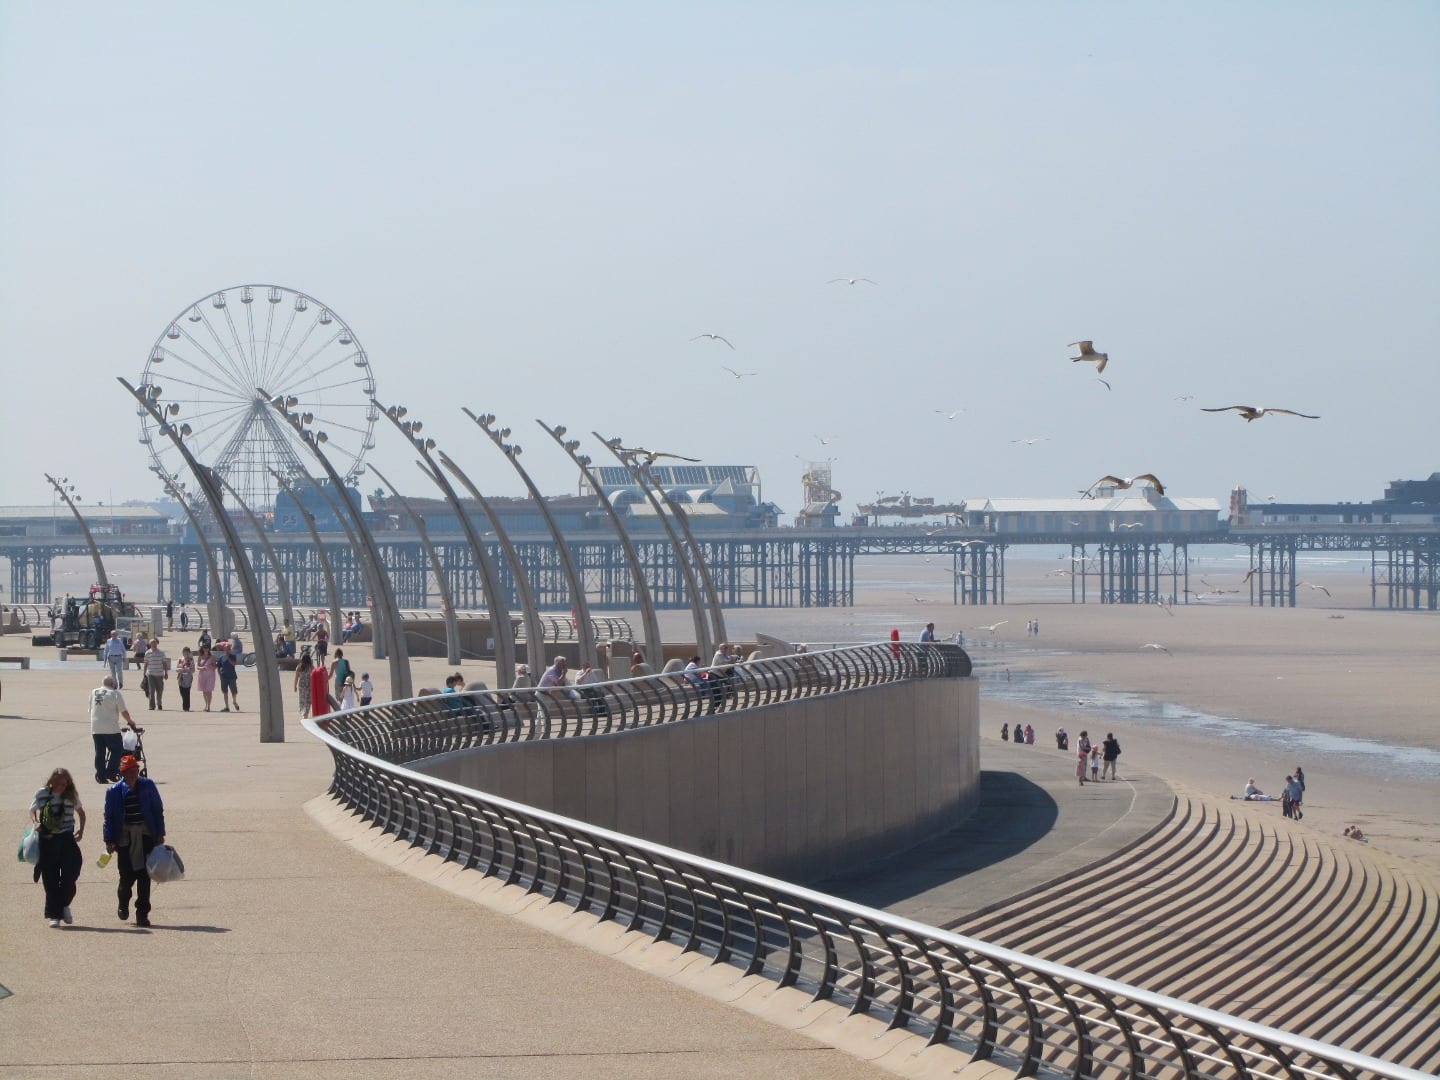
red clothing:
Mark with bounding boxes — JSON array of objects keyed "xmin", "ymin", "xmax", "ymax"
[{"xmin": 310, "ymin": 665, "xmax": 331, "ymax": 718}]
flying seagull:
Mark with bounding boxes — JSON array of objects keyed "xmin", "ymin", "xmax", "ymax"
[
  {"xmin": 972, "ymin": 620, "xmax": 1008, "ymax": 633},
  {"xmin": 1096, "ymin": 377, "xmax": 1112, "ymax": 391},
  {"xmin": 1201, "ymin": 405, "xmax": 1319, "ymax": 422},
  {"xmin": 1115, "ymin": 521, "xmax": 1144, "ymax": 530},
  {"xmin": 721, "ymin": 366, "xmax": 757, "ymax": 379},
  {"xmin": 815, "ymin": 434, "xmax": 838, "ymax": 446},
  {"xmin": 1296, "ymin": 581, "xmax": 1332, "ymax": 597},
  {"xmin": 1141, "ymin": 643, "xmax": 1171, "ymax": 654},
  {"xmin": 934, "ymin": 409, "xmax": 963, "ymax": 419},
  {"xmin": 616, "ymin": 446, "xmax": 701, "ymax": 467},
  {"xmin": 1011, "ymin": 436, "xmax": 1051, "ymax": 446},
  {"xmin": 828, "ymin": 277, "xmax": 878, "ymax": 286},
  {"xmin": 691, "ymin": 333, "xmax": 735, "ymax": 349},
  {"xmin": 1085, "ymin": 473, "xmax": 1166, "ymax": 497},
  {"xmin": 1069, "ymin": 340, "xmax": 1109, "ymax": 374}
]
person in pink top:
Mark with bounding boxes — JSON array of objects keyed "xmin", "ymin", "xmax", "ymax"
[{"xmin": 194, "ymin": 643, "xmax": 217, "ymax": 712}]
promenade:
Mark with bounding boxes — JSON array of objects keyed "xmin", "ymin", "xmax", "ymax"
[{"xmin": 1, "ymin": 640, "xmax": 1169, "ymax": 1079}]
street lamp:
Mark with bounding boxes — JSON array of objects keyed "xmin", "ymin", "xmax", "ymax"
[
  {"xmin": 264, "ymin": 391, "xmax": 412, "ymax": 700},
  {"xmin": 43, "ymin": 473, "xmax": 108, "ymax": 588},
  {"xmin": 150, "ymin": 466, "xmax": 229, "ymax": 637},
  {"xmin": 468, "ymin": 410, "xmax": 597, "ymax": 665},
  {"xmin": 372, "ymin": 400, "xmax": 524, "ymax": 683},
  {"xmin": 210, "ymin": 470, "xmax": 294, "ymax": 631},
  {"xmin": 595, "ymin": 432, "xmax": 713, "ymax": 657},
  {"xmin": 269, "ymin": 469, "xmax": 343, "ymax": 638},
  {"xmin": 538, "ymin": 422, "xmax": 663, "ymax": 667},
  {"xmin": 367, "ymin": 463, "xmax": 462, "ymax": 666},
  {"xmin": 121, "ymin": 377, "xmax": 285, "ymax": 741}
]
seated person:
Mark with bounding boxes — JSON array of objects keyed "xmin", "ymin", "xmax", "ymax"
[
  {"xmin": 683, "ymin": 656, "xmax": 705, "ymax": 688},
  {"xmin": 1343, "ymin": 825, "xmax": 1368, "ymax": 842},
  {"xmin": 1235, "ymin": 778, "xmax": 1279, "ymax": 801}
]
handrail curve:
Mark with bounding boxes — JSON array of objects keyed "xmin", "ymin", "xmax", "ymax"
[{"xmin": 303, "ymin": 643, "xmax": 1420, "ymax": 1080}]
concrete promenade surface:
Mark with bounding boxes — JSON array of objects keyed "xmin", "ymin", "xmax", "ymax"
[{"xmin": 1, "ymin": 641, "xmax": 1169, "ymax": 1079}]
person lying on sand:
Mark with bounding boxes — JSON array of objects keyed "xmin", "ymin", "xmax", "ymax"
[
  {"xmin": 1343, "ymin": 825, "xmax": 1369, "ymax": 842},
  {"xmin": 1231, "ymin": 778, "xmax": 1280, "ymax": 802}
]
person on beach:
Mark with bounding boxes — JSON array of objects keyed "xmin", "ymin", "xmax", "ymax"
[
  {"xmin": 195, "ymin": 643, "xmax": 216, "ymax": 711},
  {"xmin": 1238, "ymin": 778, "xmax": 1279, "ymax": 801},
  {"xmin": 1294, "ymin": 766, "xmax": 1306, "ymax": 810},
  {"xmin": 1101, "ymin": 732, "xmax": 1121, "ymax": 779},
  {"xmin": 1343, "ymin": 825, "xmax": 1368, "ymax": 842},
  {"xmin": 89, "ymin": 675, "xmax": 136, "ymax": 784},
  {"xmin": 1077, "ymin": 730, "xmax": 1091, "ymax": 760},
  {"xmin": 1056, "ymin": 726, "xmax": 1068, "ymax": 751},
  {"xmin": 103, "ymin": 754, "xmax": 165, "ymax": 928},
  {"xmin": 1076, "ymin": 744, "xmax": 1088, "ymax": 786},
  {"xmin": 174, "ymin": 646, "xmax": 194, "ymax": 712},
  {"xmin": 294, "ymin": 650, "xmax": 314, "ymax": 718},
  {"xmin": 1089, "ymin": 745, "xmax": 1102, "ymax": 782},
  {"xmin": 1024, "ymin": 724, "xmax": 1035, "ymax": 745},
  {"xmin": 1001, "ymin": 722, "xmax": 1010, "ymax": 742},
  {"xmin": 358, "ymin": 673, "xmax": 373, "ymax": 707},
  {"xmin": 1284, "ymin": 774, "xmax": 1305, "ymax": 819},
  {"xmin": 101, "ymin": 629, "xmax": 127, "ymax": 688},
  {"xmin": 31, "ymin": 767, "xmax": 86, "ymax": 927}
]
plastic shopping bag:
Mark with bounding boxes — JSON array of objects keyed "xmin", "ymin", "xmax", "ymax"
[
  {"xmin": 122, "ymin": 728, "xmax": 139, "ymax": 752},
  {"xmin": 17, "ymin": 827, "xmax": 39, "ymax": 865},
  {"xmin": 146, "ymin": 843, "xmax": 186, "ymax": 883}
]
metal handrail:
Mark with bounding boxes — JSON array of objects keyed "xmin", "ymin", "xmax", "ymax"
[
  {"xmin": 321, "ymin": 643, "xmax": 968, "ymax": 753},
  {"xmin": 304, "ymin": 647, "xmax": 1419, "ymax": 1080}
]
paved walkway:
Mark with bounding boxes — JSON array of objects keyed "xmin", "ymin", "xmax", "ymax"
[{"xmin": 1, "ymin": 638, "xmax": 1171, "ymax": 1078}]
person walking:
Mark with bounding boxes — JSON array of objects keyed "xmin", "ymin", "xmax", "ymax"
[
  {"xmin": 89, "ymin": 675, "xmax": 135, "ymax": 784},
  {"xmin": 142, "ymin": 638, "xmax": 168, "ymax": 710},
  {"xmin": 101, "ymin": 629, "xmax": 128, "ymax": 688},
  {"xmin": 165, "ymin": 599, "xmax": 174, "ymax": 629},
  {"xmin": 294, "ymin": 650, "xmax": 315, "ymax": 718},
  {"xmin": 1076, "ymin": 744, "xmax": 1088, "ymax": 785},
  {"xmin": 358, "ymin": 673, "xmax": 373, "ymax": 708},
  {"xmin": 1101, "ymin": 732, "xmax": 1121, "ymax": 780},
  {"xmin": 331, "ymin": 648, "xmax": 352, "ymax": 700},
  {"xmin": 338, "ymin": 675, "xmax": 358, "ymax": 712},
  {"xmin": 1089, "ymin": 745, "xmax": 1102, "ymax": 783},
  {"xmin": 215, "ymin": 645, "xmax": 239, "ymax": 712},
  {"xmin": 30, "ymin": 767, "xmax": 86, "ymax": 928},
  {"xmin": 103, "ymin": 754, "xmax": 166, "ymax": 928},
  {"xmin": 175, "ymin": 646, "xmax": 195, "ymax": 712},
  {"xmin": 308, "ymin": 656, "xmax": 331, "ymax": 718},
  {"xmin": 195, "ymin": 643, "xmax": 216, "ymax": 711},
  {"xmin": 313, "ymin": 621, "xmax": 329, "ymax": 662}
]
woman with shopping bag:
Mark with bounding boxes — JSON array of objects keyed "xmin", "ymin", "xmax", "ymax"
[{"xmin": 29, "ymin": 767, "xmax": 87, "ymax": 928}]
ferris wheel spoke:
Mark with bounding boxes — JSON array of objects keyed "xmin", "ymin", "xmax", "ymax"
[
  {"xmin": 221, "ymin": 304, "xmax": 260, "ymax": 393},
  {"xmin": 197, "ymin": 308, "xmax": 263, "ymax": 399},
  {"xmin": 258, "ymin": 305, "xmax": 301, "ymax": 389},
  {"xmin": 266, "ymin": 318, "xmax": 329, "ymax": 393},
  {"xmin": 167, "ymin": 322, "xmax": 254, "ymax": 396}
]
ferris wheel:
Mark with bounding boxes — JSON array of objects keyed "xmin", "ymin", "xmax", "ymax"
[{"xmin": 138, "ymin": 284, "xmax": 379, "ymax": 514}]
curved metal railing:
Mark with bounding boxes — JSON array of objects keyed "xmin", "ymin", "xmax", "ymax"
[
  {"xmin": 322, "ymin": 643, "xmax": 969, "ymax": 754},
  {"xmin": 304, "ymin": 645, "xmax": 1417, "ymax": 1080}
]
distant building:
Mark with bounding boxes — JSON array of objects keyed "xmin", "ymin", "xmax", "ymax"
[
  {"xmin": 1231, "ymin": 474, "xmax": 1440, "ymax": 526},
  {"xmin": 966, "ymin": 486, "xmax": 1223, "ymax": 535},
  {"xmin": 0, "ymin": 505, "xmax": 172, "ymax": 539}
]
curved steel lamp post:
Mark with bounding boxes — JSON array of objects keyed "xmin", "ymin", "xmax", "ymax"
[
  {"xmin": 435, "ymin": 450, "xmax": 550, "ymax": 674},
  {"xmin": 538, "ymin": 422, "xmax": 663, "ymax": 667},
  {"xmin": 264, "ymin": 392, "xmax": 412, "ymax": 701},
  {"xmin": 595, "ymin": 432, "xmax": 713, "ymax": 657},
  {"xmin": 632, "ymin": 455, "xmax": 728, "ymax": 651},
  {"xmin": 43, "ymin": 474, "xmax": 108, "ymax": 589},
  {"xmin": 368, "ymin": 463, "xmax": 461, "ymax": 666},
  {"xmin": 211, "ymin": 471, "xmax": 293, "ymax": 632},
  {"xmin": 121, "ymin": 377, "xmax": 285, "ymax": 741},
  {"xmin": 373, "ymin": 401, "xmax": 518, "ymax": 684},
  {"xmin": 300, "ymin": 475, "xmax": 390, "ymax": 660},
  {"xmin": 150, "ymin": 467, "xmax": 229, "ymax": 639},
  {"xmin": 268, "ymin": 469, "xmax": 343, "ymax": 639},
  {"xmin": 467, "ymin": 410, "xmax": 598, "ymax": 664}
]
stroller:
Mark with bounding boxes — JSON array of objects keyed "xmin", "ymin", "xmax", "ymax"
[{"xmin": 123, "ymin": 724, "xmax": 150, "ymax": 778}]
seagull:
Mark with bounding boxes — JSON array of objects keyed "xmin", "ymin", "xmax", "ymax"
[
  {"xmin": 1068, "ymin": 518, "xmax": 1085, "ymax": 527},
  {"xmin": 1154, "ymin": 599, "xmax": 1175, "ymax": 615},
  {"xmin": 972, "ymin": 620, "xmax": 1008, "ymax": 633},
  {"xmin": 1069, "ymin": 340, "xmax": 1109, "ymax": 374},
  {"xmin": 616, "ymin": 446, "xmax": 701, "ymax": 467},
  {"xmin": 951, "ymin": 569, "xmax": 974, "ymax": 578},
  {"xmin": 691, "ymin": 333, "xmax": 735, "ymax": 349},
  {"xmin": 1241, "ymin": 567, "xmax": 1260, "ymax": 584},
  {"xmin": 1049, "ymin": 569, "xmax": 1076, "ymax": 577},
  {"xmin": 1141, "ymin": 643, "xmax": 1171, "ymax": 654},
  {"xmin": 1116, "ymin": 521, "xmax": 1144, "ymax": 529},
  {"xmin": 1174, "ymin": 394, "xmax": 1195, "ymax": 403},
  {"xmin": 1011, "ymin": 436, "xmax": 1051, "ymax": 446},
  {"xmin": 1096, "ymin": 377, "xmax": 1112, "ymax": 391},
  {"xmin": 1201, "ymin": 405, "xmax": 1319, "ymax": 422},
  {"xmin": 814, "ymin": 434, "xmax": 838, "ymax": 446},
  {"xmin": 911, "ymin": 595, "xmax": 931, "ymax": 603},
  {"xmin": 1296, "ymin": 581, "xmax": 1332, "ymax": 597},
  {"xmin": 828, "ymin": 277, "xmax": 878, "ymax": 286},
  {"xmin": 721, "ymin": 366, "xmax": 757, "ymax": 379},
  {"xmin": 947, "ymin": 539, "xmax": 989, "ymax": 549},
  {"xmin": 1085, "ymin": 473, "xmax": 1165, "ymax": 497},
  {"xmin": 934, "ymin": 409, "xmax": 963, "ymax": 419}
]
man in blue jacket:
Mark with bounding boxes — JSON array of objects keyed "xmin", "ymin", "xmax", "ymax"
[{"xmin": 103, "ymin": 754, "xmax": 166, "ymax": 928}]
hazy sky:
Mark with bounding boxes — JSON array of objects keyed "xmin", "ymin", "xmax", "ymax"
[{"xmin": 2, "ymin": 2, "xmax": 1436, "ymax": 514}]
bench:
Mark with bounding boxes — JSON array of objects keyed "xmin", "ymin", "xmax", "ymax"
[{"xmin": 0, "ymin": 656, "xmax": 31, "ymax": 669}]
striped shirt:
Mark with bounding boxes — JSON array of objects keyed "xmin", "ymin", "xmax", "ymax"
[
  {"xmin": 31, "ymin": 789, "xmax": 80, "ymax": 835},
  {"xmin": 144, "ymin": 649, "xmax": 168, "ymax": 677}
]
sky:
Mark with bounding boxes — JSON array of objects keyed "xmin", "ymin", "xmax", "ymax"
[{"xmin": 1, "ymin": 1, "xmax": 1436, "ymax": 516}]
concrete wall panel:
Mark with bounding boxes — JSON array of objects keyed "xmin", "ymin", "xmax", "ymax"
[{"xmin": 416, "ymin": 676, "xmax": 980, "ymax": 882}]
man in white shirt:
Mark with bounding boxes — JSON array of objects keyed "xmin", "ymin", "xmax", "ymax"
[
  {"xmin": 143, "ymin": 639, "xmax": 169, "ymax": 710},
  {"xmin": 89, "ymin": 676, "xmax": 135, "ymax": 783},
  {"xmin": 101, "ymin": 630, "xmax": 128, "ymax": 688}
]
